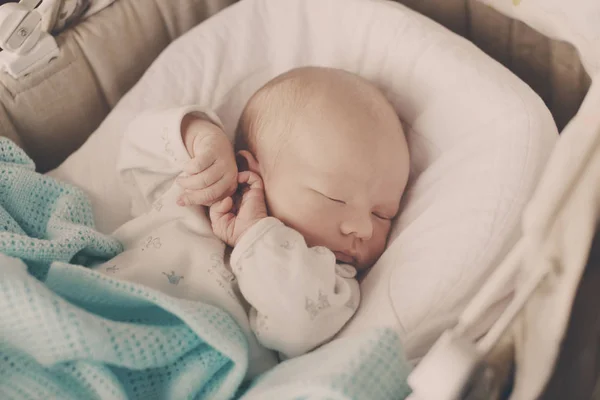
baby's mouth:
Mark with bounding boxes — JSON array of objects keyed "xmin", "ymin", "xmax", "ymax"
[{"xmin": 334, "ymin": 251, "xmax": 356, "ymax": 265}]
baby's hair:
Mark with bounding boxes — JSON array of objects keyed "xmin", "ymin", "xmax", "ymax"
[
  {"xmin": 235, "ymin": 66, "xmax": 397, "ymax": 156},
  {"xmin": 235, "ymin": 67, "xmax": 322, "ymax": 155}
]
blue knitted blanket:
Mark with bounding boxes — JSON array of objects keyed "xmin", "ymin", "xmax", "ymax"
[
  {"xmin": 0, "ymin": 137, "xmax": 412, "ymax": 399},
  {"xmin": 0, "ymin": 138, "xmax": 248, "ymax": 399}
]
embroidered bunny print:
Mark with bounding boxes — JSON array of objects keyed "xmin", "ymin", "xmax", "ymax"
[
  {"xmin": 305, "ymin": 290, "xmax": 331, "ymax": 319},
  {"xmin": 152, "ymin": 198, "xmax": 164, "ymax": 212},
  {"xmin": 142, "ymin": 236, "xmax": 162, "ymax": 251},
  {"xmin": 280, "ymin": 240, "xmax": 295, "ymax": 250},
  {"xmin": 161, "ymin": 129, "xmax": 176, "ymax": 161},
  {"xmin": 105, "ymin": 265, "xmax": 119, "ymax": 273},
  {"xmin": 210, "ymin": 254, "xmax": 235, "ymax": 283}
]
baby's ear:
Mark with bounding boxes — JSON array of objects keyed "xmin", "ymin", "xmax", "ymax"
[{"xmin": 236, "ymin": 150, "xmax": 261, "ymax": 175}]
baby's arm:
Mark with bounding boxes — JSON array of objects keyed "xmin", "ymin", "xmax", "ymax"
[
  {"xmin": 230, "ymin": 217, "xmax": 360, "ymax": 359},
  {"xmin": 117, "ymin": 107, "xmax": 232, "ymax": 216},
  {"xmin": 209, "ymin": 171, "xmax": 359, "ymax": 358}
]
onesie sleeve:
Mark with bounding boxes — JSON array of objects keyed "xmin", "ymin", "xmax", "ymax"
[
  {"xmin": 116, "ymin": 106, "xmax": 224, "ymax": 217},
  {"xmin": 230, "ymin": 217, "xmax": 361, "ymax": 359}
]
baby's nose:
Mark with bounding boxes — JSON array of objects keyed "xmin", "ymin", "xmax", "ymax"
[{"xmin": 341, "ymin": 214, "xmax": 373, "ymax": 240}]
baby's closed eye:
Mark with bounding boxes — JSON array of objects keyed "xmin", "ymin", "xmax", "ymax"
[
  {"xmin": 311, "ymin": 188, "xmax": 346, "ymax": 205},
  {"xmin": 372, "ymin": 212, "xmax": 392, "ymax": 220},
  {"xmin": 324, "ymin": 195, "xmax": 345, "ymax": 204}
]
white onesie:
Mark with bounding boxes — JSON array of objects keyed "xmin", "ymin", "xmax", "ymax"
[{"xmin": 95, "ymin": 106, "xmax": 360, "ymax": 379}]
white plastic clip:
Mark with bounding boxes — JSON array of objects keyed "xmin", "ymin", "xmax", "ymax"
[
  {"xmin": 408, "ymin": 239, "xmax": 553, "ymax": 399},
  {"xmin": 0, "ymin": 0, "xmax": 59, "ymax": 78},
  {"xmin": 407, "ymin": 330, "xmax": 482, "ymax": 400}
]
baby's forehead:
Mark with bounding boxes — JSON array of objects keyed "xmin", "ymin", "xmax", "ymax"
[{"xmin": 283, "ymin": 128, "xmax": 404, "ymax": 180}]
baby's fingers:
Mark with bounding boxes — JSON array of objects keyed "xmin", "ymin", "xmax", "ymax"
[
  {"xmin": 209, "ymin": 197, "xmax": 236, "ymax": 245},
  {"xmin": 209, "ymin": 197, "xmax": 234, "ymax": 220},
  {"xmin": 177, "ymin": 162, "xmax": 224, "ymax": 190},
  {"xmin": 237, "ymin": 171, "xmax": 264, "ymax": 190},
  {"xmin": 183, "ymin": 152, "xmax": 216, "ymax": 175},
  {"xmin": 177, "ymin": 175, "xmax": 236, "ymax": 206}
]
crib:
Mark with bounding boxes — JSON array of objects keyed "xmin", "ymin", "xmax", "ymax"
[{"xmin": 0, "ymin": 0, "xmax": 598, "ymax": 399}]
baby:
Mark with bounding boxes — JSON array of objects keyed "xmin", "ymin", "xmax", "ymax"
[{"xmin": 98, "ymin": 66, "xmax": 409, "ymax": 379}]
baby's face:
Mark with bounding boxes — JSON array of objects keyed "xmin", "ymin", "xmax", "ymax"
[{"xmin": 258, "ymin": 107, "xmax": 409, "ymax": 272}]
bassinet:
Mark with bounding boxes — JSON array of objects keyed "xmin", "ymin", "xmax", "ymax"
[{"xmin": 0, "ymin": 1, "xmax": 597, "ymax": 399}]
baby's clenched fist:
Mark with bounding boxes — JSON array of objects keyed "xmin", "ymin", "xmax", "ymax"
[
  {"xmin": 176, "ymin": 117, "xmax": 237, "ymax": 206},
  {"xmin": 209, "ymin": 171, "xmax": 268, "ymax": 247}
]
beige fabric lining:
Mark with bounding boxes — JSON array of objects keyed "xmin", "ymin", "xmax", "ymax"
[
  {"xmin": 396, "ymin": 0, "xmax": 591, "ymax": 131},
  {"xmin": 0, "ymin": 0, "xmax": 236, "ymax": 171}
]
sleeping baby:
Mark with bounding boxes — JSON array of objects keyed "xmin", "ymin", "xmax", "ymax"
[{"xmin": 96, "ymin": 66, "xmax": 410, "ymax": 378}]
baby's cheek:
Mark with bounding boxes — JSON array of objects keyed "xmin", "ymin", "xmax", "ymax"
[
  {"xmin": 291, "ymin": 203, "xmax": 329, "ymax": 232},
  {"xmin": 290, "ymin": 206, "xmax": 336, "ymax": 246},
  {"xmin": 373, "ymin": 225, "xmax": 391, "ymax": 253},
  {"xmin": 268, "ymin": 195, "xmax": 315, "ymax": 229},
  {"xmin": 264, "ymin": 187, "xmax": 298, "ymax": 219}
]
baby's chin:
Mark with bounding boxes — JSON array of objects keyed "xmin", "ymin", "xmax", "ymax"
[
  {"xmin": 347, "ymin": 258, "xmax": 377, "ymax": 273},
  {"xmin": 355, "ymin": 252, "xmax": 385, "ymax": 273}
]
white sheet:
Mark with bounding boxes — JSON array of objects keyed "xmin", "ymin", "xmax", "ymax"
[{"xmin": 49, "ymin": 0, "xmax": 558, "ymax": 360}]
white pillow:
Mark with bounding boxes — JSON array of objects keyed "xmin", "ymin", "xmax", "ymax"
[
  {"xmin": 49, "ymin": 0, "xmax": 558, "ymax": 360},
  {"xmin": 479, "ymin": 0, "xmax": 600, "ymax": 76}
]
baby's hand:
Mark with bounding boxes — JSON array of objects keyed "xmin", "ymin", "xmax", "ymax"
[
  {"xmin": 209, "ymin": 171, "xmax": 268, "ymax": 247},
  {"xmin": 176, "ymin": 119, "xmax": 237, "ymax": 206}
]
